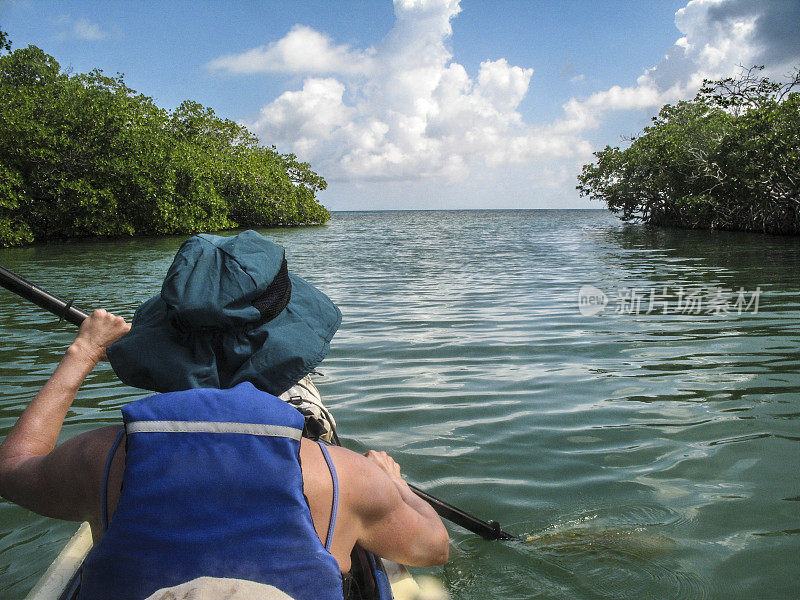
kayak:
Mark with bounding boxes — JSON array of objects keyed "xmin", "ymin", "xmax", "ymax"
[
  {"xmin": 24, "ymin": 523, "xmax": 420, "ymax": 600},
  {"xmin": 25, "ymin": 448, "xmax": 421, "ymax": 599},
  {"xmin": 24, "ymin": 377, "xmax": 421, "ymax": 600}
]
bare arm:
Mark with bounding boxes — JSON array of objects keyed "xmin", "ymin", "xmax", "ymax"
[
  {"xmin": 0, "ymin": 310, "xmax": 130, "ymax": 520},
  {"xmin": 339, "ymin": 449, "xmax": 449, "ymax": 567}
]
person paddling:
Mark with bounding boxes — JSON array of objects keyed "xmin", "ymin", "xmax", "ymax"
[{"xmin": 0, "ymin": 231, "xmax": 449, "ymax": 600}]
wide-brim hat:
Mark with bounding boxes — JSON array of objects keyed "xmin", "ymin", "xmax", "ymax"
[{"xmin": 107, "ymin": 230, "xmax": 341, "ymax": 396}]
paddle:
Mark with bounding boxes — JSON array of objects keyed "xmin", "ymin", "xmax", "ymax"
[
  {"xmin": 0, "ymin": 265, "xmax": 89, "ymax": 326},
  {"xmin": 0, "ymin": 263, "xmax": 520, "ymax": 541},
  {"xmin": 406, "ymin": 484, "xmax": 519, "ymax": 540}
]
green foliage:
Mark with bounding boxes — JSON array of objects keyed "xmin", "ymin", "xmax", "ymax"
[
  {"xmin": 0, "ymin": 42, "xmax": 330, "ymax": 247},
  {"xmin": 578, "ymin": 66, "xmax": 800, "ymax": 234},
  {"xmin": 0, "ymin": 29, "xmax": 11, "ymax": 54}
]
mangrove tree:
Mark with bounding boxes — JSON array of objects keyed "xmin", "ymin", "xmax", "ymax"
[
  {"xmin": 577, "ymin": 67, "xmax": 800, "ymax": 235},
  {"xmin": 0, "ymin": 32, "xmax": 330, "ymax": 247}
]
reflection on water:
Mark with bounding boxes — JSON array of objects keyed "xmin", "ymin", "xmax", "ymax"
[{"xmin": 1, "ymin": 210, "xmax": 799, "ymax": 599}]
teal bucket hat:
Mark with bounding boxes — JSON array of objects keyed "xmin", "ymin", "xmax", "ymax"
[{"xmin": 107, "ymin": 230, "xmax": 341, "ymax": 395}]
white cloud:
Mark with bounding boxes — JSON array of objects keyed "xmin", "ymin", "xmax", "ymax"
[
  {"xmin": 559, "ymin": 0, "xmax": 800, "ymax": 132},
  {"xmin": 208, "ymin": 24, "xmax": 375, "ymax": 76},
  {"xmin": 73, "ymin": 18, "xmax": 107, "ymax": 41},
  {"xmin": 210, "ymin": 0, "xmax": 799, "ymax": 189},
  {"xmin": 477, "ymin": 58, "xmax": 532, "ymax": 112},
  {"xmin": 250, "ymin": 78, "xmax": 353, "ymax": 159},
  {"xmin": 55, "ymin": 16, "xmax": 108, "ymax": 41},
  {"xmin": 215, "ymin": 0, "xmax": 588, "ymax": 182}
]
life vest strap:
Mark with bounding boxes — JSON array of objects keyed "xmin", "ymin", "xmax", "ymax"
[
  {"xmin": 101, "ymin": 428, "xmax": 126, "ymax": 531},
  {"xmin": 317, "ymin": 441, "xmax": 339, "ymax": 552}
]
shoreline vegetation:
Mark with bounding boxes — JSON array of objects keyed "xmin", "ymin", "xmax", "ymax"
[
  {"xmin": 0, "ymin": 31, "xmax": 330, "ymax": 249},
  {"xmin": 578, "ymin": 66, "xmax": 800, "ymax": 235}
]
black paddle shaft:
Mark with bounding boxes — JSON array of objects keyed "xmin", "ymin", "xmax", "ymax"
[
  {"xmin": 0, "ymin": 265, "xmax": 89, "ymax": 327},
  {"xmin": 408, "ymin": 484, "xmax": 519, "ymax": 541},
  {"xmin": 0, "ymin": 264, "xmax": 520, "ymax": 542}
]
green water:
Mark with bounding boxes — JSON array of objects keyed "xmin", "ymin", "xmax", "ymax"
[{"xmin": 1, "ymin": 210, "xmax": 799, "ymax": 599}]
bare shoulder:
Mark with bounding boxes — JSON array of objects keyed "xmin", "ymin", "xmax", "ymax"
[
  {"xmin": 0, "ymin": 424, "xmax": 122, "ymax": 525},
  {"xmin": 46, "ymin": 424, "xmax": 123, "ymax": 524},
  {"xmin": 61, "ymin": 425, "xmax": 123, "ymax": 484},
  {"xmin": 300, "ymin": 442, "xmax": 385, "ymax": 494},
  {"xmin": 323, "ymin": 445, "xmax": 398, "ymax": 518},
  {"xmin": 322, "ymin": 445, "xmax": 450, "ymax": 567},
  {"xmin": 78, "ymin": 425, "xmax": 124, "ymax": 464}
]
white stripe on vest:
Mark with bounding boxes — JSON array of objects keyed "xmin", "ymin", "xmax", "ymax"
[{"xmin": 126, "ymin": 420, "xmax": 302, "ymax": 440}]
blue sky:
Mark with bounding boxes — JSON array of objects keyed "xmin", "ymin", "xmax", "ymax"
[{"xmin": 2, "ymin": 0, "xmax": 798, "ymax": 211}]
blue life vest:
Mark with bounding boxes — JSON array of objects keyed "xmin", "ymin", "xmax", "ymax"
[{"xmin": 78, "ymin": 382, "xmax": 344, "ymax": 600}]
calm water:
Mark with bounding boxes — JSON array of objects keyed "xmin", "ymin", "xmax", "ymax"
[{"xmin": 1, "ymin": 210, "xmax": 799, "ymax": 599}]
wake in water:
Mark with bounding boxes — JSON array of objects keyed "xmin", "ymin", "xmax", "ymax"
[
  {"xmin": 443, "ymin": 508, "xmax": 714, "ymax": 600},
  {"xmin": 522, "ymin": 514, "xmax": 676, "ymax": 559}
]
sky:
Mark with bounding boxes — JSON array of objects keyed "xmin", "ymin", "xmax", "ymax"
[{"xmin": 2, "ymin": 0, "xmax": 799, "ymax": 211}]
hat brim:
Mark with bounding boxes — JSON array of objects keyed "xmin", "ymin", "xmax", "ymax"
[{"xmin": 107, "ymin": 273, "xmax": 341, "ymax": 396}]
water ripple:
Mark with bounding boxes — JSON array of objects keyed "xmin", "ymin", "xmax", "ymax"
[{"xmin": 2, "ymin": 211, "xmax": 800, "ymax": 599}]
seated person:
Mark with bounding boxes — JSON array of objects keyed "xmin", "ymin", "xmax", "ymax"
[{"xmin": 0, "ymin": 310, "xmax": 449, "ymax": 599}]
